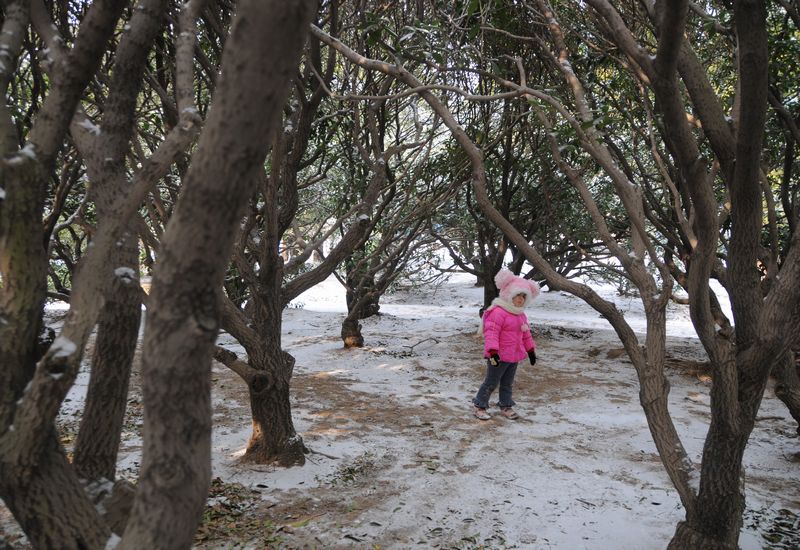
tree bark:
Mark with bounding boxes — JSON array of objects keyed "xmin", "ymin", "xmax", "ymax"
[
  {"xmin": 0, "ymin": 432, "xmax": 110, "ymax": 549},
  {"xmin": 668, "ymin": 428, "xmax": 750, "ymax": 550},
  {"xmin": 341, "ymin": 318, "xmax": 365, "ymax": 348},
  {"xmin": 70, "ymin": 0, "xmax": 167, "ymax": 485},
  {"xmin": 119, "ymin": 1, "xmax": 314, "ymax": 547},
  {"xmin": 0, "ymin": 161, "xmax": 48, "ymax": 429},
  {"xmin": 345, "ymin": 272, "xmax": 381, "ymax": 321},
  {"xmin": 244, "ymin": 224, "xmax": 309, "ymax": 465},
  {"xmin": 773, "ymin": 351, "xmax": 800, "ymax": 434},
  {"xmin": 242, "ymin": 351, "xmax": 307, "ymax": 466},
  {"xmin": 1, "ymin": 1, "xmax": 129, "ymax": 544},
  {"xmin": 72, "ymin": 236, "xmax": 141, "ymax": 480},
  {"xmin": 340, "ymin": 263, "xmax": 377, "ymax": 348},
  {"xmin": 479, "ymin": 269, "xmax": 499, "ymax": 309}
]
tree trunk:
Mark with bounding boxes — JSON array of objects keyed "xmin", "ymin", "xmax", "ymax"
[
  {"xmin": 668, "ymin": 343, "xmax": 772, "ymax": 549},
  {"xmin": 341, "ymin": 269, "xmax": 377, "ymax": 347},
  {"xmin": 345, "ymin": 272, "xmax": 380, "ymax": 320},
  {"xmin": 0, "ymin": 432, "xmax": 109, "ymax": 549},
  {"xmin": 120, "ymin": 1, "xmax": 315, "ymax": 546},
  {"xmin": 244, "ymin": 245, "xmax": 309, "ymax": 463},
  {"xmin": 243, "ymin": 351, "xmax": 307, "ymax": 466},
  {"xmin": 73, "ymin": 236, "xmax": 141, "ymax": 481},
  {"xmin": 341, "ymin": 318, "xmax": 364, "ymax": 348},
  {"xmin": 0, "ymin": 161, "xmax": 48, "ymax": 430},
  {"xmin": 668, "ymin": 429, "xmax": 749, "ymax": 550},
  {"xmin": 669, "ymin": 522, "xmax": 738, "ymax": 550},
  {"xmin": 773, "ymin": 350, "xmax": 800, "ymax": 434},
  {"xmin": 480, "ymin": 271, "xmax": 498, "ymax": 309}
]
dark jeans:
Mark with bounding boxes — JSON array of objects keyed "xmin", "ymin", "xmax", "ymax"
[{"xmin": 472, "ymin": 360, "xmax": 518, "ymax": 409}]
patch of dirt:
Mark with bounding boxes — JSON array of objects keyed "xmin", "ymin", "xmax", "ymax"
[{"xmin": 665, "ymin": 356, "xmax": 713, "ymax": 382}]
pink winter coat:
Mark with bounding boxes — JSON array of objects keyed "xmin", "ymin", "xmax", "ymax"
[{"xmin": 482, "ymin": 306, "xmax": 536, "ymax": 363}]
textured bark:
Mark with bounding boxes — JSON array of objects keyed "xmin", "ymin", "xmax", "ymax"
[
  {"xmin": 668, "ymin": 428, "xmax": 749, "ymax": 550},
  {"xmin": 119, "ymin": 1, "xmax": 314, "ymax": 547},
  {"xmin": 243, "ymin": 352, "xmax": 307, "ymax": 466},
  {"xmin": 345, "ymin": 274, "xmax": 381, "ymax": 321},
  {"xmin": 1, "ymin": 3, "xmax": 128, "ymax": 542},
  {"xmin": 727, "ymin": 0, "xmax": 770, "ymax": 349},
  {"xmin": 0, "ymin": 432, "xmax": 110, "ymax": 549},
  {"xmin": 69, "ymin": 0, "xmax": 166, "ymax": 484},
  {"xmin": 72, "ymin": 237, "xmax": 141, "ymax": 480},
  {"xmin": 235, "ymin": 104, "xmax": 381, "ymax": 462},
  {"xmin": 668, "ymin": 522, "xmax": 738, "ymax": 550},
  {"xmin": 243, "ymin": 226, "xmax": 310, "ymax": 465},
  {"xmin": 479, "ymin": 271, "xmax": 499, "ymax": 310},
  {"xmin": 102, "ymin": 479, "xmax": 137, "ymax": 535},
  {"xmin": 340, "ymin": 266, "xmax": 376, "ymax": 348},
  {"xmin": 341, "ymin": 319, "xmax": 365, "ymax": 348},
  {"xmin": 773, "ymin": 352, "xmax": 800, "ymax": 434},
  {"xmin": 0, "ymin": 161, "xmax": 47, "ymax": 429},
  {"xmin": 219, "ymin": 295, "xmax": 309, "ymax": 465}
]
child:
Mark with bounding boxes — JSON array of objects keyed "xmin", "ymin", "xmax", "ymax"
[{"xmin": 473, "ymin": 269, "xmax": 540, "ymax": 420}]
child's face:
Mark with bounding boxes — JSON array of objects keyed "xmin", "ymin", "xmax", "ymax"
[{"xmin": 512, "ymin": 293, "xmax": 526, "ymax": 307}]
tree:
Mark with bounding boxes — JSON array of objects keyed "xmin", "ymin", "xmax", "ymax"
[
  {"xmin": 310, "ymin": 0, "xmax": 800, "ymax": 546},
  {"xmin": 1, "ymin": 0, "xmax": 314, "ymax": 546},
  {"xmin": 1, "ymin": 2, "xmax": 132, "ymax": 545},
  {"xmin": 121, "ymin": 2, "xmax": 315, "ymax": 544},
  {"xmin": 331, "ymin": 76, "xmax": 443, "ymax": 347},
  {"xmin": 211, "ymin": 2, "xmax": 397, "ymax": 465}
]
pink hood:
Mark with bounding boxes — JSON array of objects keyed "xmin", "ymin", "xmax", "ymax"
[{"xmin": 495, "ymin": 269, "xmax": 540, "ymax": 307}]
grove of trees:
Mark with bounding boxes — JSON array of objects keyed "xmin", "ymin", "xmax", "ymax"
[{"xmin": 1, "ymin": 0, "xmax": 798, "ymax": 548}]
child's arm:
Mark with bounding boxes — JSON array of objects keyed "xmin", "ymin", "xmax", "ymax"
[
  {"xmin": 483, "ymin": 309, "xmax": 501, "ymax": 356},
  {"xmin": 523, "ymin": 316, "xmax": 536, "ymax": 364},
  {"xmin": 523, "ymin": 328, "xmax": 535, "ymax": 352}
]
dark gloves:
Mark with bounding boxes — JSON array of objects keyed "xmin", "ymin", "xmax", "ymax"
[
  {"xmin": 488, "ymin": 351, "xmax": 500, "ymax": 366},
  {"xmin": 528, "ymin": 350, "xmax": 537, "ymax": 365}
]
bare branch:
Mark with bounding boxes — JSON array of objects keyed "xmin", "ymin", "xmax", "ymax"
[
  {"xmin": 28, "ymin": 0, "xmax": 128, "ymax": 166},
  {"xmin": 652, "ymin": 0, "xmax": 689, "ymax": 78},
  {"xmin": 584, "ymin": 0, "xmax": 654, "ymax": 80},
  {"xmin": 0, "ymin": 0, "xmax": 29, "ymax": 103},
  {"xmin": 213, "ymin": 346, "xmax": 267, "ymax": 386}
]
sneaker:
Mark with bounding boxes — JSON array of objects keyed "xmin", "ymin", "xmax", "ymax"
[
  {"xmin": 500, "ymin": 407, "xmax": 519, "ymax": 420},
  {"xmin": 474, "ymin": 407, "xmax": 491, "ymax": 420}
]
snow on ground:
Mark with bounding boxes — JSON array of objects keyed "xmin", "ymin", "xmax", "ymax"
[
  {"xmin": 2, "ymin": 272, "xmax": 798, "ymax": 549},
  {"xmin": 207, "ymin": 272, "xmax": 796, "ymax": 549}
]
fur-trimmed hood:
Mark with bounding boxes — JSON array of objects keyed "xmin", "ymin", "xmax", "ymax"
[{"xmin": 494, "ymin": 269, "xmax": 540, "ymax": 308}]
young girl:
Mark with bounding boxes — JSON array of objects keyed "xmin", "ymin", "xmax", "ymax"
[{"xmin": 473, "ymin": 269, "xmax": 540, "ymax": 420}]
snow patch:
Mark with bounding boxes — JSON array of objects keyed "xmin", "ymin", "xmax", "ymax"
[
  {"xmin": 49, "ymin": 336, "xmax": 77, "ymax": 359},
  {"xmin": 114, "ymin": 267, "xmax": 137, "ymax": 284},
  {"xmin": 77, "ymin": 118, "xmax": 101, "ymax": 136},
  {"xmin": 104, "ymin": 534, "xmax": 121, "ymax": 549},
  {"xmin": 5, "ymin": 143, "xmax": 37, "ymax": 165},
  {"xmin": 35, "ymin": 271, "xmax": 795, "ymax": 549}
]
